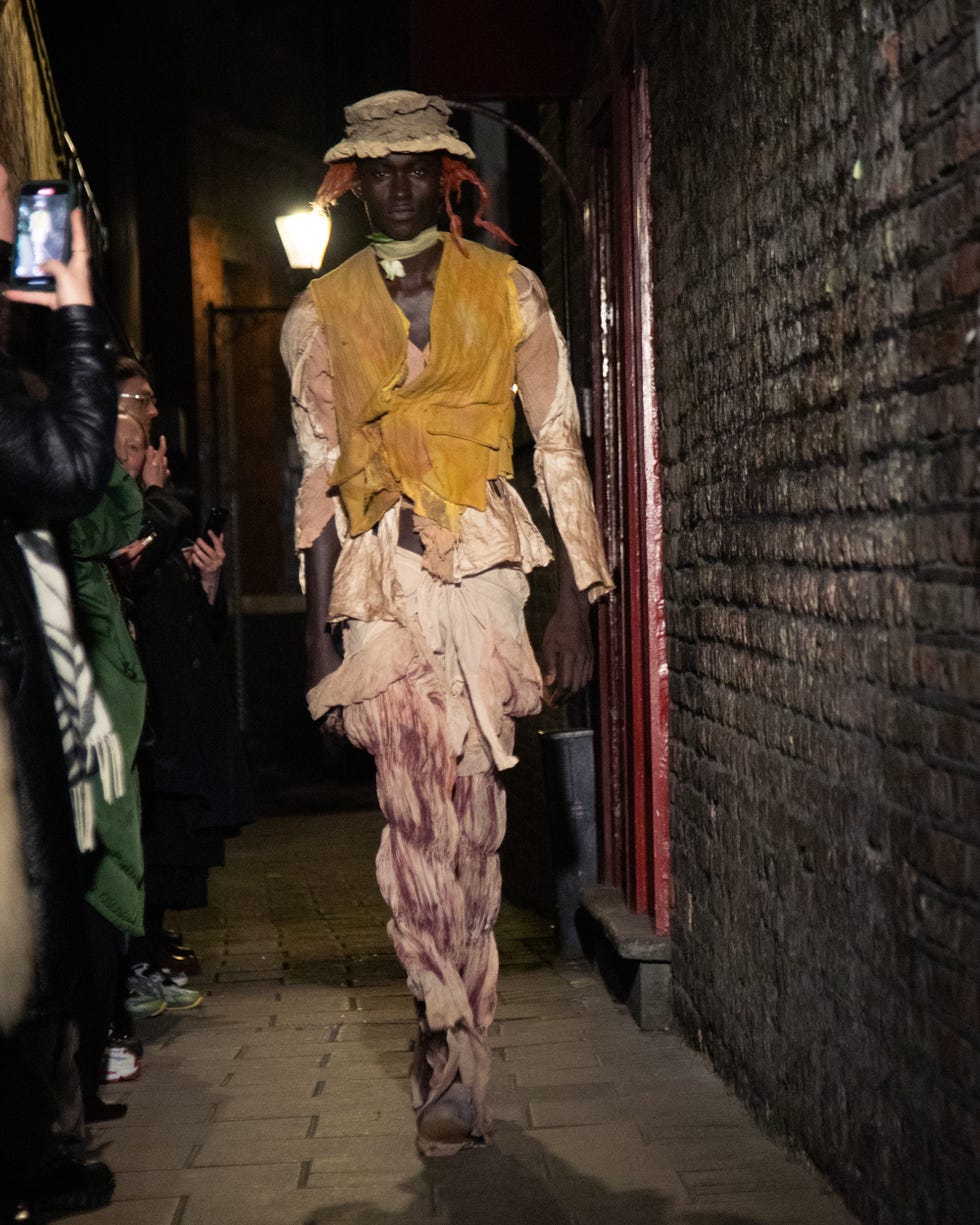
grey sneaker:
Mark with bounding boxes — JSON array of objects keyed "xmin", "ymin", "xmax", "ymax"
[
  {"xmin": 128, "ymin": 963, "xmax": 203, "ymax": 1012},
  {"xmin": 124, "ymin": 970, "xmax": 166, "ymax": 1020}
]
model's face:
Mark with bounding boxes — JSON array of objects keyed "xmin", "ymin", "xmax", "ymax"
[
  {"xmin": 117, "ymin": 374, "xmax": 158, "ymax": 430},
  {"xmin": 115, "ymin": 415, "xmax": 146, "ymax": 480},
  {"xmin": 356, "ymin": 153, "xmax": 442, "ymax": 241}
]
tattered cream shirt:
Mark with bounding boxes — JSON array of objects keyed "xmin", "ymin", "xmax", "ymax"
[{"xmin": 281, "ymin": 262, "xmax": 613, "ymax": 623}]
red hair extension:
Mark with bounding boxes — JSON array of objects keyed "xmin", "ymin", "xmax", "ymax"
[
  {"xmin": 440, "ymin": 156, "xmax": 516, "ymax": 253},
  {"xmin": 314, "ymin": 161, "xmax": 358, "ymax": 212}
]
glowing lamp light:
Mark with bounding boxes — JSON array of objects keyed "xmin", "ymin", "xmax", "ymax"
[{"xmin": 275, "ymin": 209, "xmax": 331, "ymax": 271}]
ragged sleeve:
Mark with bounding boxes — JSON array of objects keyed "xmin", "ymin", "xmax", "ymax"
[
  {"xmin": 280, "ymin": 292, "xmax": 340, "ymax": 561},
  {"xmin": 512, "ymin": 266, "xmax": 614, "ymax": 602}
]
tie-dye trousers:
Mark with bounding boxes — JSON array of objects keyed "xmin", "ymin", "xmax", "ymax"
[{"xmin": 337, "ymin": 551, "xmax": 542, "ymax": 1153}]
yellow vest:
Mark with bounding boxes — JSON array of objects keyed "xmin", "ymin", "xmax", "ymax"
[{"xmin": 308, "ymin": 235, "xmax": 523, "ymax": 537}]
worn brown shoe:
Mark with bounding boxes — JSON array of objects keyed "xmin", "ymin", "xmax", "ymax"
[{"xmin": 416, "ymin": 1083, "xmax": 476, "ymax": 1147}]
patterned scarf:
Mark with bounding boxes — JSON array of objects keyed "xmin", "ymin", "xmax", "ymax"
[{"xmin": 15, "ymin": 529, "xmax": 124, "ymax": 851}]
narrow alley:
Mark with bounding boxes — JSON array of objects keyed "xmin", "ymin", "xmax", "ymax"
[{"xmin": 79, "ymin": 784, "xmax": 857, "ymax": 1225}]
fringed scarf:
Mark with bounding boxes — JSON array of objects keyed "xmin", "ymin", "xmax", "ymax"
[{"xmin": 15, "ymin": 529, "xmax": 124, "ymax": 851}]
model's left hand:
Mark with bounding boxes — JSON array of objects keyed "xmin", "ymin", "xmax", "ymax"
[
  {"xmin": 541, "ymin": 591, "xmax": 593, "ymax": 705},
  {"xmin": 184, "ymin": 530, "xmax": 225, "ymax": 604}
]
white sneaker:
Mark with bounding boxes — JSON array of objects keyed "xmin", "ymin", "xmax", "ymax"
[{"xmin": 102, "ymin": 1044, "xmax": 142, "ymax": 1083}]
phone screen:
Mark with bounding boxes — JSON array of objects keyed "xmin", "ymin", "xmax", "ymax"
[{"xmin": 12, "ymin": 182, "xmax": 72, "ymax": 287}]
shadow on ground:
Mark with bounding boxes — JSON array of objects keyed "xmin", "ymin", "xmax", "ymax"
[{"xmin": 294, "ymin": 1120, "xmax": 770, "ymax": 1225}]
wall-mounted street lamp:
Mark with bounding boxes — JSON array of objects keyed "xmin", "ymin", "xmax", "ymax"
[{"xmin": 275, "ymin": 208, "xmax": 332, "ymax": 271}]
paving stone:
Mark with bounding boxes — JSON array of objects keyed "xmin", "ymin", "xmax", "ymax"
[
  {"xmin": 90, "ymin": 1131, "xmax": 199, "ymax": 1173},
  {"xmin": 679, "ymin": 1156, "xmax": 835, "ymax": 1197},
  {"xmin": 570, "ymin": 1194, "xmax": 678, "ymax": 1225},
  {"xmin": 334, "ymin": 1022, "xmax": 414, "ymax": 1049},
  {"xmin": 492, "ymin": 1018, "xmax": 591, "ymax": 1047},
  {"xmin": 310, "ymin": 1105, "xmax": 414, "ymax": 1137},
  {"xmin": 320, "ymin": 1050, "xmax": 411, "ymax": 1079},
  {"xmin": 512, "ymin": 1064, "xmax": 617, "ymax": 1087},
  {"xmin": 675, "ymin": 1192, "xmax": 859, "ymax": 1225},
  {"xmin": 189, "ymin": 1135, "xmax": 329, "ymax": 1168},
  {"xmin": 113, "ymin": 1162, "xmax": 302, "ymax": 1200},
  {"xmin": 177, "ymin": 1184, "xmax": 442, "ymax": 1225},
  {"xmin": 217, "ymin": 1061, "xmax": 326, "ymax": 1086},
  {"xmin": 638, "ymin": 1124, "xmax": 788, "ymax": 1168},
  {"xmin": 215, "ymin": 969, "xmax": 288, "ymax": 983},
  {"xmin": 209, "ymin": 1088, "xmax": 325, "ymax": 1120},
  {"xmin": 223, "ymin": 939, "xmax": 284, "ymax": 954},
  {"xmin": 217, "ymin": 952, "xmax": 288, "ymax": 969},
  {"xmin": 229, "ymin": 1040, "xmax": 338, "ymax": 1060},
  {"xmin": 80, "ymin": 1197, "xmax": 182, "ymax": 1225},
  {"xmin": 528, "ymin": 1094, "xmax": 633, "ymax": 1130},
  {"xmin": 626, "ymin": 1090, "xmax": 757, "ymax": 1132},
  {"xmin": 499, "ymin": 1042, "xmax": 600, "ymax": 1069},
  {"xmin": 105, "ymin": 1097, "xmax": 217, "ymax": 1125}
]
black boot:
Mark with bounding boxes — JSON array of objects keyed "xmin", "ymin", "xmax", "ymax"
[{"xmin": 0, "ymin": 1156, "xmax": 114, "ymax": 1216}]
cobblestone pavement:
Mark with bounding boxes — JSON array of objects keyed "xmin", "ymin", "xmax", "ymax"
[{"xmin": 79, "ymin": 784, "xmax": 859, "ymax": 1225}]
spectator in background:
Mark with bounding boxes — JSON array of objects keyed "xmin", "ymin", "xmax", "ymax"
[
  {"xmin": 113, "ymin": 365, "xmax": 251, "ymax": 1017},
  {"xmin": 0, "ymin": 160, "xmax": 116, "ymax": 1221},
  {"xmin": 64, "ymin": 448, "xmax": 148, "ymax": 1125},
  {"xmin": 115, "ymin": 354, "xmax": 158, "ymax": 438}
]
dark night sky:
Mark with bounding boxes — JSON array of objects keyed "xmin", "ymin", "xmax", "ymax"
[{"xmin": 37, "ymin": 1, "xmax": 413, "ymax": 195}]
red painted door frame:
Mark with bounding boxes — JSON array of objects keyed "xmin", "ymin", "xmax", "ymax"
[{"xmin": 586, "ymin": 22, "xmax": 670, "ymax": 932}]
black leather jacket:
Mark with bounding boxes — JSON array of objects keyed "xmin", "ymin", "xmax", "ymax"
[
  {"xmin": 0, "ymin": 304, "xmax": 117, "ymax": 1016},
  {"xmin": 0, "ymin": 304, "xmax": 117, "ymax": 529}
]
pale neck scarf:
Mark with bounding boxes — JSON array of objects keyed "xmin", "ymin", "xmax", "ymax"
[{"xmin": 368, "ymin": 226, "xmax": 440, "ymax": 281}]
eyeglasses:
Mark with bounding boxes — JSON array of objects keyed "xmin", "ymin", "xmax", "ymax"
[{"xmin": 118, "ymin": 392, "xmax": 157, "ymax": 406}]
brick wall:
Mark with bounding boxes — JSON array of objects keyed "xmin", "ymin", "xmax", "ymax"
[{"xmin": 630, "ymin": 1, "xmax": 979, "ymax": 1221}]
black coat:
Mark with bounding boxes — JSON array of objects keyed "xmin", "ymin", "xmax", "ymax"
[
  {"xmin": 0, "ymin": 305, "xmax": 117, "ymax": 1015},
  {"xmin": 126, "ymin": 488, "xmax": 252, "ymax": 908}
]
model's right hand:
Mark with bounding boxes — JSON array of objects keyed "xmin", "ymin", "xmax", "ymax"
[{"xmin": 322, "ymin": 707, "xmax": 346, "ymax": 739}]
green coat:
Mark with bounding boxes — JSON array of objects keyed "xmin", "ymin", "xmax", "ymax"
[{"xmin": 69, "ymin": 462, "xmax": 147, "ymax": 935}]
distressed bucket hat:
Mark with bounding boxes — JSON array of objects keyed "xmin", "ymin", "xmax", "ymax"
[{"xmin": 323, "ymin": 90, "xmax": 475, "ymax": 162}]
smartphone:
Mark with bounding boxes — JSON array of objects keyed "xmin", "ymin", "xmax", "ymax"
[
  {"xmin": 200, "ymin": 506, "xmax": 228, "ymax": 539},
  {"xmin": 11, "ymin": 181, "xmax": 73, "ymax": 288}
]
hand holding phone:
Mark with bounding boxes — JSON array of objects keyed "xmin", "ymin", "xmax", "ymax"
[
  {"xmin": 5, "ymin": 206, "xmax": 93, "ymax": 310},
  {"xmin": 200, "ymin": 506, "xmax": 228, "ymax": 540},
  {"xmin": 186, "ymin": 522, "xmax": 226, "ymax": 605},
  {"xmin": 11, "ymin": 182, "xmax": 72, "ymax": 288}
]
